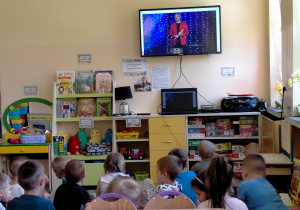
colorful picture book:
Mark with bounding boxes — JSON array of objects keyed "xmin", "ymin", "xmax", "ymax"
[
  {"xmin": 60, "ymin": 98, "xmax": 77, "ymax": 118},
  {"xmin": 290, "ymin": 158, "xmax": 300, "ymax": 203},
  {"xmin": 56, "ymin": 75, "xmax": 74, "ymax": 95},
  {"xmin": 75, "ymin": 72, "xmax": 94, "ymax": 94},
  {"xmin": 97, "ymin": 97, "xmax": 112, "ymax": 117},
  {"xmin": 77, "ymin": 98, "xmax": 96, "ymax": 117},
  {"xmin": 94, "ymin": 70, "xmax": 113, "ymax": 93}
]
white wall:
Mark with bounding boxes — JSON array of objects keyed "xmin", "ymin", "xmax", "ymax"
[{"xmin": 0, "ymin": 0, "xmax": 269, "ymax": 134}]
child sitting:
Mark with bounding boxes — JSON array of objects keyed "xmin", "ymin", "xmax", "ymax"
[
  {"xmin": 53, "ymin": 159, "xmax": 91, "ymax": 209},
  {"xmin": 9, "ymin": 156, "xmax": 29, "ymax": 198},
  {"xmin": 198, "ymin": 156, "xmax": 248, "ymax": 209},
  {"xmin": 191, "ymin": 171, "xmax": 207, "ymax": 205},
  {"xmin": 156, "ymin": 155, "xmax": 182, "ymax": 197},
  {"xmin": 96, "ymin": 152, "xmax": 127, "ymax": 196},
  {"xmin": 168, "ymin": 148, "xmax": 197, "ymax": 205},
  {"xmin": 191, "ymin": 140, "xmax": 216, "ymax": 175},
  {"xmin": 52, "ymin": 156, "xmax": 72, "ymax": 183},
  {"xmin": 7, "ymin": 160, "xmax": 55, "ymax": 210},
  {"xmin": 106, "ymin": 176, "xmax": 142, "ymax": 208},
  {"xmin": 0, "ymin": 173, "xmax": 12, "ymax": 210},
  {"xmin": 237, "ymin": 154, "xmax": 288, "ymax": 210}
]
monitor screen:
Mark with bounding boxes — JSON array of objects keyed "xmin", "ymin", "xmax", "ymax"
[
  {"xmin": 139, "ymin": 6, "xmax": 221, "ymax": 57},
  {"xmin": 161, "ymin": 88, "xmax": 198, "ymax": 115}
]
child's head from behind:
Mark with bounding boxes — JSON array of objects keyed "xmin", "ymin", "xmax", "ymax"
[
  {"xmin": 52, "ymin": 156, "xmax": 72, "ymax": 178},
  {"xmin": 104, "ymin": 152, "xmax": 125, "ymax": 173},
  {"xmin": 65, "ymin": 159, "xmax": 85, "ymax": 183},
  {"xmin": 156, "ymin": 155, "xmax": 182, "ymax": 184},
  {"xmin": 242, "ymin": 153, "xmax": 266, "ymax": 181},
  {"xmin": 107, "ymin": 176, "xmax": 141, "ymax": 207},
  {"xmin": 198, "ymin": 140, "xmax": 215, "ymax": 160},
  {"xmin": 206, "ymin": 156, "xmax": 233, "ymax": 208},
  {"xmin": 0, "ymin": 173, "xmax": 12, "ymax": 202},
  {"xmin": 18, "ymin": 160, "xmax": 44, "ymax": 191},
  {"xmin": 168, "ymin": 148, "xmax": 187, "ymax": 170},
  {"xmin": 244, "ymin": 143, "xmax": 262, "ymax": 156},
  {"xmin": 9, "ymin": 156, "xmax": 29, "ymax": 178},
  {"xmin": 191, "ymin": 171, "xmax": 207, "ymax": 203}
]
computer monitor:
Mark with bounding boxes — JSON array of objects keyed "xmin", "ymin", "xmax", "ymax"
[{"xmin": 161, "ymin": 88, "xmax": 198, "ymax": 115}]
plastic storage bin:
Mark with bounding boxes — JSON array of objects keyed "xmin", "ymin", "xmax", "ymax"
[
  {"xmin": 134, "ymin": 171, "xmax": 149, "ymax": 181},
  {"xmin": 116, "ymin": 131, "xmax": 139, "ymax": 139},
  {"xmin": 20, "ymin": 134, "xmax": 46, "ymax": 144}
]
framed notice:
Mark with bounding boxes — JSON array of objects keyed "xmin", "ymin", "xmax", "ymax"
[
  {"xmin": 126, "ymin": 116, "xmax": 141, "ymax": 127},
  {"xmin": 79, "ymin": 117, "xmax": 94, "ymax": 128}
]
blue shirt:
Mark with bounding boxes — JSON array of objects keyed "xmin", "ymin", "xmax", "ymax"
[
  {"xmin": 175, "ymin": 171, "xmax": 197, "ymax": 206},
  {"xmin": 237, "ymin": 177, "xmax": 289, "ymax": 210},
  {"xmin": 7, "ymin": 194, "xmax": 55, "ymax": 210}
]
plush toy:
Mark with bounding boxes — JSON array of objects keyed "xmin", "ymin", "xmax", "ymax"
[
  {"xmin": 142, "ymin": 178, "xmax": 156, "ymax": 202},
  {"xmin": 89, "ymin": 128, "xmax": 101, "ymax": 143},
  {"xmin": 68, "ymin": 134, "xmax": 81, "ymax": 155},
  {"xmin": 77, "ymin": 128, "xmax": 88, "ymax": 150},
  {"xmin": 101, "ymin": 128, "xmax": 112, "ymax": 143}
]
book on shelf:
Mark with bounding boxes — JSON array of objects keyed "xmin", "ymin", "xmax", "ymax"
[
  {"xmin": 96, "ymin": 97, "xmax": 112, "ymax": 117},
  {"xmin": 75, "ymin": 72, "xmax": 94, "ymax": 94},
  {"xmin": 77, "ymin": 98, "xmax": 96, "ymax": 117},
  {"xmin": 60, "ymin": 98, "xmax": 77, "ymax": 118},
  {"xmin": 95, "ymin": 72, "xmax": 112, "ymax": 93},
  {"xmin": 56, "ymin": 75, "xmax": 74, "ymax": 95}
]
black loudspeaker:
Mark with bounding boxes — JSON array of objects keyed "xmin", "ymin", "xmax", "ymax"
[{"xmin": 221, "ymin": 97, "xmax": 260, "ymax": 112}]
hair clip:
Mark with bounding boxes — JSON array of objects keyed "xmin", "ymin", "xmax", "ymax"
[{"xmin": 195, "ymin": 176, "xmax": 204, "ymax": 185}]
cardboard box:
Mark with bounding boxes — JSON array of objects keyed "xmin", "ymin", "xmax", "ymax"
[{"xmin": 53, "ymin": 132, "xmax": 70, "ymax": 156}]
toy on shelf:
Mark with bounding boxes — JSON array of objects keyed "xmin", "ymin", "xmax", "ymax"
[
  {"xmin": 53, "ymin": 131, "xmax": 70, "ymax": 156},
  {"xmin": 119, "ymin": 145, "xmax": 126, "ymax": 154},
  {"xmin": 7, "ymin": 138, "xmax": 20, "ymax": 144},
  {"xmin": 89, "ymin": 128, "xmax": 101, "ymax": 143},
  {"xmin": 68, "ymin": 134, "xmax": 81, "ymax": 155},
  {"xmin": 101, "ymin": 129, "xmax": 112, "ymax": 143},
  {"xmin": 77, "ymin": 128, "xmax": 88, "ymax": 149},
  {"xmin": 125, "ymin": 149, "xmax": 145, "ymax": 160},
  {"xmin": 116, "ymin": 128, "xmax": 139, "ymax": 140},
  {"xmin": 84, "ymin": 142, "xmax": 112, "ymax": 156}
]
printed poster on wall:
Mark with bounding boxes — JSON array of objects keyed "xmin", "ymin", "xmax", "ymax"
[
  {"xmin": 151, "ymin": 65, "xmax": 170, "ymax": 91},
  {"xmin": 122, "ymin": 58, "xmax": 147, "ymax": 76},
  {"xmin": 221, "ymin": 67, "xmax": 235, "ymax": 77}
]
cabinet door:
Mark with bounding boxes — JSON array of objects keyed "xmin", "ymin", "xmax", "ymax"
[
  {"xmin": 150, "ymin": 134, "xmax": 186, "ymax": 151},
  {"xmin": 150, "ymin": 150, "xmax": 170, "ymax": 167},
  {"xmin": 84, "ymin": 162, "xmax": 104, "ymax": 186},
  {"xmin": 149, "ymin": 117, "xmax": 185, "ymax": 134}
]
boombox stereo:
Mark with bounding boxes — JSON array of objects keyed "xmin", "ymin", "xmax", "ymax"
[{"xmin": 221, "ymin": 97, "xmax": 260, "ymax": 112}]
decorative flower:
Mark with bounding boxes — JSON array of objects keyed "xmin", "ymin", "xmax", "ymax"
[
  {"xmin": 292, "ymin": 70, "xmax": 300, "ymax": 84},
  {"xmin": 274, "ymin": 81, "xmax": 283, "ymax": 96},
  {"xmin": 288, "ymin": 78, "xmax": 293, "ymax": 87}
]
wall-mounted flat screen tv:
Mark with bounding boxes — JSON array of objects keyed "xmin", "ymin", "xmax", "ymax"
[{"xmin": 139, "ymin": 6, "xmax": 221, "ymax": 57}]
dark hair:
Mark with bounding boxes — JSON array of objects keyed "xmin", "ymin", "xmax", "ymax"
[
  {"xmin": 104, "ymin": 152, "xmax": 125, "ymax": 173},
  {"xmin": 168, "ymin": 148, "xmax": 187, "ymax": 170},
  {"xmin": 191, "ymin": 171, "xmax": 207, "ymax": 192},
  {"xmin": 206, "ymin": 156, "xmax": 233, "ymax": 208},
  {"xmin": 157, "ymin": 155, "xmax": 182, "ymax": 182},
  {"xmin": 18, "ymin": 160, "xmax": 44, "ymax": 190},
  {"xmin": 243, "ymin": 153, "xmax": 266, "ymax": 175},
  {"xmin": 65, "ymin": 159, "xmax": 85, "ymax": 183},
  {"xmin": 9, "ymin": 156, "xmax": 29, "ymax": 177}
]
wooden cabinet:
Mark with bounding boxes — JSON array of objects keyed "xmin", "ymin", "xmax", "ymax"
[{"xmin": 149, "ymin": 116, "xmax": 186, "ymax": 183}]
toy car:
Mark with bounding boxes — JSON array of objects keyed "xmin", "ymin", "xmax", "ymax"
[{"xmin": 126, "ymin": 149, "xmax": 145, "ymax": 160}]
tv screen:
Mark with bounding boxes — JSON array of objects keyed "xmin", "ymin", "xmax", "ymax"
[
  {"xmin": 161, "ymin": 88, "xmax": 198, "ymax": 115},
  {"xmin": 139, "ymin": 6, "xmax": 221, "ymax": 57}
]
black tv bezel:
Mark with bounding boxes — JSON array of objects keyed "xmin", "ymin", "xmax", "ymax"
[
  {"xmin": 139, "ymin": 5, "xmax": 222, "ymax": 57},
  {"xmin": 161, "ymin": 88, "xmax": 198, "ymax": 114}
]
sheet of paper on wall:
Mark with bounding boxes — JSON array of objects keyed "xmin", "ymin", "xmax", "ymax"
[
  {"xmin": 122, "ymin": 58, "xmax": 147, "ymax": 76},
  {"xmin": 151, "ymin": 65, "xmax": 170, "ymax": 91},
  {"xmin": 134, "ymin": 75, "xmax": 152, "ymax": 92},
  {"xmin": 221, "ymin": 67, "xmax": 235, "ymax": 77}
]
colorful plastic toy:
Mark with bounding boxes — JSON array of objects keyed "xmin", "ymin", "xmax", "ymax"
[
  {"xmin": 68, "ymin": 134, "xmax": 81, "ymax": 155},
  {"xmin": 126, "ymin": 149, "xmax": 145, "ymax": 160}
]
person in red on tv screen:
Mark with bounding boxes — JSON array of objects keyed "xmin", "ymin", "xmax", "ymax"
[{"xmin": 169, "ymin": 13, "xmax": 189, "ymax": 54}]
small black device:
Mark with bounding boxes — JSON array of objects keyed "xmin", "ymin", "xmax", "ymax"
[
  {"xmin": 221, "ymin": 97, "xmax": 260, "ymax": 112},
  {"xmin": 137, "ymin": 113, "xmax": 151, "ymax": 115},
  {"xmin": 161, "ymin": 88, "xmax": 198, "ymax": 115}
]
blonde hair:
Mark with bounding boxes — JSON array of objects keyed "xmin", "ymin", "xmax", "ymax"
[
  {"xmin": 52, "ymin": 156, "xmax": 72, "ymax": 178},
  {"xmin": 104, "ymin": 152, "xmax": 125, "ymax": 173},
  {"xmin": 107, "ymin": 176, "xmax": 141, "ymax": 206},
  {"xmin": 0, "ymin": 173, "xmax": 11, "ymax": 190},
  {"xmin": 244, "ymin": 143, "xmax": 262, "ymax": 156},
  {"xmin": 198, "ymin": 140, "xmax": 215, "ymax": 160},
  {"xmin": 9, "ymin": 156, "xmax": 29, "ymax": 177}
]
